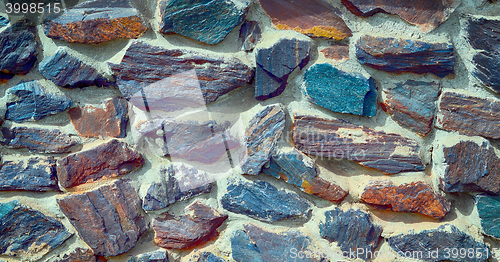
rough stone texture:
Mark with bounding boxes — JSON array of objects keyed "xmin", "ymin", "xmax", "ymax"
[
  {"xmin": 5, "ymin": 81, "xmax": 72, "ymax": 123},
  {"xmin": 0, "ymin": 16, "xmax": 8, "ymax": 27},
  {"xmin": 57, "ymin": 179, "xmax": 147, "ymax": 257},
  {"xmin": 57, "ymin": 139, "xmax": 144, "ymax": 188},
  {"xmin": 302, "ymin": 63, "xmax": 377, "ymax": 117},
  {"xmin": 258, "ymin": 0, "xmax": 352, "ymax": 40},
  {"xmin": 361, "ymin": 182, "xmax": 451, "ymax": 219},
  {"xmin": 197, "ymin": 252, "xmax": 226, "ymax": 262},
  {"xmin": 356, "ymin": 35, "xmax": 454, "ymax": 78},
  {"xmin": 0, "ymin": 24, "xmax": 38, "ymax": 82},
  {"xmin": 128, "ymin": 250, "xmax": 169, "ymax": 262},
  {"xmin": 292, "ymin": 115, "xmax": 425, "ymax": 174},
  {"xmin": 436, "ymin": 92, "xmax": 500, "ymax": 140},
  {"xmin": 319, "ymin": 208, "xmax": 382, "ymax": 260},
  {"xmin": 255, "ymin": 39, "xmax": 311, "ymax": 100},
  {"xmin": 240, "ymin": 21, "xmax": 261, "ymax": 52},
  {"xmin": 241, "ymin": 105, "xmax": 285, "ymax": 175},
  {"xmin": 110, "ymin": 42, "xmax": 254, "ymax": 106},
  {"xmin": 0, "ymin": 126, "xmax": 79, "ymax": 153},
  {"xmin": 476, "ymin": 194, "xmax": 500, "ymax": 239},
  {"xmin": 152, "ymin": 201, "xmax": 228, "ymax": 249},
  {"xmin": 43, "ymin": 0, "xmax": 147, "ymax": 44},
  {"xmin": 159, "ymin": 0, "xmax": 248, "ymax": 45},
  {"xmin": 388, "ymin": 224, "xmax": 489, "ymax": 262},
  {"xmin": 380, "ymin": 80, "xmax": 440, "ymax": 136},
  {"xmin": 221, "ymin": 180, "xmax": 312, "ymax": 223},
  {"xmin": 0, "ymin": 200, "xmax": 71, "ymax": 260},
  {"xmin": 0, "ymin": 157, "xmax": 59, "ymax": 192},
  {"xmin": 262, "ymin": 147, "xmax": 348, "ymax": 203},
  {"xmin": 342, "ymin": 0, "xmax": 461, "ymax": 32},
  {"xmin": 68, "ymin": 97, "xmax": 128, "ymax": 138},
  {"xmin": 320, "ymin": 43, "xmax": 349, "ymax": 61},
  {"xmin": 50, "ymin": 248, "xmax": 102, "ymax": 262}
]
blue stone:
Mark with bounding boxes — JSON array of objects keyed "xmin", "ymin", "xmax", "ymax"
[
  {"xmin": 128, "ymin": 250, "xmax": 169, "ymax": 262},
  {"xmin": 0, "ymin": 16, "xmax": 8, "ymax": 27},
  {"xmin": 476, "ymin": 194, "xmax": 500, "ymax": 239},
  {"xmin": 0, "ymin": 24, "xmax": 38, "ymax": 81},
  {"xmin": 198, "ymin": 252, "xmax": 226, "ymax": 262},
  {"xmin": 263, "ymin": 148, "xmax": 317, "ymax": 187},
  {"xmin": 0, "ymin": 157, "xmax": 59, "ymax": 192},
  {"xmin": 231, "ymin": 230, "xmax": 263, "ymax": 262},
  {"xmin": 240, "ymin": 21, "xmax": 261, "ymax": 51}
]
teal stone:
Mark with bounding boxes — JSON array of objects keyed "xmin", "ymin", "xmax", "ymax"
[
  {"xmin": 477, "ymin": 194, "xmax": 500, "ymax": 238},
  {"xmin": 303, "ymin": 63, "xmax": 377, "ymax": 117}
]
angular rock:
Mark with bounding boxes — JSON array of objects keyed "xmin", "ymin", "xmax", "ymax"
[
  {"xmin": 388, "ymin": 224, "xmax": 489, "ymax": 262},
  {"xmin": 319, "ymin": 208, "xmax": 382, "ymax": 260},
  {"xmin": 476, "ymin": 194, "xmax": 500, "ymax": 239},
  {"xmin": 43, "ymin": 0, "xmax": 147, "ymax": 44},
  {"xmin": 241, "ymin": 105, "xmax": 285, "ymax": 175},
  {"xmin": 159, "ymin": 0, "xmax": 249, "ymax": 45},
  {"xmin": 0, "ymin": 16, "xmax": 8, "ymax": 27},
  {"xmin": 320, "ymin": 43, "xmax": 349, "ymax": 61},
  {"xmin": 0, "ymin": 126, "xmax": 78, "ymax": 153},
  {"xmin": 221, "ymin": 180, "xmax": 312, "ymax": 223},
  {"xmin": 68, "ymin": 97, "xmax": 128, "ymax": 138},
  {"xmin": 197, "ymin": 252, "xmax": 226, "ymax": 262},
  {"xmin": 436, "ymin": 92, "xmax": 500, "ymax": 139},
  {"xmin": 342, "ymin": 0, "xmax": 461, "ymax": 32},
  {"xmin": 153, "ymin": 201, "xmax": 228, "ymax": 249},
  {"xmin": 361, "ymin": 182, "xmax": 451, "ymax": 219},
  {"xmin": 5, "ymin": 81, "xmax": 72, "ymax": 123},
  {"xmin": 258, "ymin": 0, "xmax": 352, "ymax": 40},
  {"xmin": 57, "ymin": 179, "xmax": 147, "ymax": 256},
  {"xmin": 262, "ymin": 147, "xmax": 348, "ymax": 203},
  {"xmin": 302, "ymin": 63, "xmax": 377, "ymax": 117},
  {"xmin": 292, "ymin": 115, "xmax": 425, "ymax": 174},
  {"xmin": 0, "ymin": 157, "xmax": 59, "ymax": 192},
  {"xmin": 240, "ymin": 21, "xmax": 261, "ymax": 51},
  {"xmin": 128, "ymin": 250, "xmax": 168, "ymax": 262},
  {"xmin": 0, "ymin": 200, "xmax": 71, "ymax": 260},
  {"xmin": 231, "ymin": 230, "xmax": 262, "ymax": 262},
  {"xmin": 110, "ymin": 42, "xmax": 254, "ymax": 106},
  {"xmin": 50, "ymin": 248, "xmax": 101, "ymax": 262},
  {"xmin": 0, "ymin": 24, "xmax": 38, "ymax": 82},
  {"xmin": 57, "ymin": 139, "xmax": 143, "ymax": 188},
  {"xmin": 356, "ymin": 35, "xmax": 454, "ymax": 78},
  {"xmin": 380, "ymin": 80, "xmax": 440, "ymax": 136},
  {"xmin": 255, "ymin": 39, "xmax": 311, "ymax": 100}
]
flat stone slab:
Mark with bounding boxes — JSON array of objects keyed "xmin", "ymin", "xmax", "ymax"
[
  {"xmin": 0, "ymin": 126, "xmax": 79, "ymax": 153},
  {"xmin": 221, "ymin": 180, "xmax": 312, "ymax": 223},
  {"xmin": 128, "ymin": 250, "xmax": 169, "ymax": 262},
  {"xmin": 57, "ymin": 179, "xmax": 147, "ymax": 256},
  {"xmin": 302, "ymin": 63, "xmax": 377, "ymax": 117},
  {"xmin": 476, "ymin": 194, "xmax": 500, "ymax": 239},
  {"xmin": 292, "ymin": 115, "xmax": 425, "ymax": 174},
  {"xmin": 0, "ymin": 157, "xmax": 59, "ymax": 192},
  {"xmin": 240, "ymin": 21, "xmax": 261, "ymax": 51},
  {"xmin": 258, "ymin": 0, "xmax": 352, "ymax": 40},
  {"xmin": 0, "ymin": 25, "xmax": 38, "ymax": 82},
  {"xmin": 356, "ymin": 35, "xmax": 454, "ymax": 78},
  {"xmin": 320, "ymin": 43, "xmax": 349, "ymax": 61}
]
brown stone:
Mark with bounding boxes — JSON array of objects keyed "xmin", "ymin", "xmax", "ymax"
[
  {"xmin": 361, "ymin": 182, "xmax": 451, "ymax": 219},
  {"xmin": 50, "ymin": 247, "xmax": 105, "ymax": 262},
  {"xmin": 320, "ymin": 43, "xmax": 349, "ymax": 61}
]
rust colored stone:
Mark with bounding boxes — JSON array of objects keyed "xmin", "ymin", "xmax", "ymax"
[
  {"xmin": 302, "ymin": 177, "xmax": 348, "ymax": 203},
  {"xmin": 320, "ymin": 43, "xmax": 349, "ymax": 61},
  {"xmin": 50, "ymin": 248, "xmax": 105, "ymax": 262}
]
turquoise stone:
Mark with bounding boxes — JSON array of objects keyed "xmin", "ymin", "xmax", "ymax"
[{"xmin": 477, "ymin": 194, "xmax": 500, "ymax": 238}]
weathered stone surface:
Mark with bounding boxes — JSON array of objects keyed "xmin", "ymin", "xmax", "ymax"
[
  {"xmin": 68, "ymin": 97, "xmax": 128, "ymax": 138},
  {"xmin": 320, "ymin": 43, "xmax": 349, "ymax": 61},
  {"xmin": 57, "ymin": 139, "xmax": 144, "ymax": 188},
  {"xmin": 436, "ymin": 92, "xmax": 500, "ymax": 139},
  {"xmin": 153, "ymin": 201, "xmax": 228, "ymax": 249},
  {"xmin": 221, "ymin": 180, "xmax": 312, "ymax": 223},
  {"xmin": 50, "ymin": 248, "xmax": 102, "ymax": 262},
  {"xmin": 388, "ymin": 224, "xmax": 489, "ymax": 262},
  {"xmin": 57, "ymin": 179, "xmax": 147, "ymax": 256},
  {"xmin": 320, "ymin": 208, "xmax": 382, "ymax": 260},
  {"xmin": 0, "ymin": 25, "xmax": 38, "ymax": 82},
  {"xmin": 361, "ymin": 182, "xmax": 451, "ymax": 219},
  {"xmin": 258, "ymin": 0, "xmax": 352, "ymax": 40},
  {"xmin": 0, "ymin": 200, "xmax": 71, "ymax": 260},
  {"xmin": 302, "ymin": 63, "xmax": 377, "ymax": 117},
  {"xmin": 5, "ymin": 81, "xmax": 72, "ymax": 123},
  {"xmin": 0, "ymin": 126, "xmax": 78, "ymax": 153},
  {"xmin": 342, "ymin": 0, "xmax": 461, "ymax": 32},
  {"xmin": 293, "ymin": 115, "xmax": 425, "ymax": 174},
  {"xmin": 356, "ymin": 35, "xmax": 454, "ymax": 78},
  {"xmin": 128, "ymin": 250, "xmax": 168, "ymax": 262},
  {"xmin": 255, "ymin": 39, "xmax": 311, "ymax": 100},
  {"xmin": 262, "ymin": 147, "xmax": 348, "ymax": 203},
  {"xmin": 476, "ymin": 194, "xmax": 500, "ymax": 239},
  {"xmin": 0, "ymin": 157, "xmax": 59, "ymax": 192},
  {"xmin": 0, "ymin": 16, "xmax": 8, "ymax": 27},
  {"xmin": 240, "ymin": 21, "xmax": 261, "ymax": 52},
  {"xmin": 159, "ymin": 0, "xmax": 248, "ymax": 45},
  {"xmin": 43, "ymin": 0, "xmax": 147, "ymax": 44},
  {"xmin": 241, "ymin": 105, "xmax": 285, "ymax": 175},
  {"xmin": 110, "ymin": 42, "xmax": 254, "ymax": 106},
  {"xmin": 197, "ymin": 252, "xmax": 226, "ymax": 262},
  {"xmin": 380, "ymin": 80, "xmax": 440, "ymax": 136}
]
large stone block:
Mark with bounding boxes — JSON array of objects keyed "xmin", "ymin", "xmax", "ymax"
[
  {"xmin": 0, "ymin": 157, "xmax": 59, "ymax": 192},
  {"xmin": 476, "ymin": 194, "xmax": 500, "ymax": 239},
  {"xmin": 0, "ymin": 24, "xmax": 38, "ymax": 82},
  {"xmin": 0, "ymin": 126, "xmax": 79, "ymax": 153}
]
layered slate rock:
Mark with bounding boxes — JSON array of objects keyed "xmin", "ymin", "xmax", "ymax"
[
  {"xmin": 240, "ymin": 21, "xmax": 261, "ymax": 51},
  {"xmin": 319, "ymin": 208, "xmax": 382, "ymax": 260},
  {"xmin": 321, "ymin": 43, "xmax": 349, "ymax": 61},
  {"xmin": 197, "ymin": 252, "xmax": 226, "ymax": 262},
  {"xmin": 255, "ymin": 39, "xmax": 311, "ymax": 100},
  {"xmin": 0, "ymin": 200, "xmax": 71, "ymax": 260},
  {"xmin": 262, "ymin": 147, "xmax": 348, "ymax": 203},
  {"xmin": 476, "ymin": 194, "xmax": 500, "ymax": 239},
  {"xmin": 361, "ymin": 182, "xmax": 451, "ymax": 219},
  {"xmin": 159, "ymin": 0, "xmax": 248, "ymax": 45},
  {"xmin": 50, "ymin": 248, "xmax": 101, "ymax": 262},
  {"xmin": 0, "ymin": 157, "xmax": 59, "ymax": 192},
  {"xmin": 302, "ymin": 63, "xmax": 377, "ymax": 117},
  {"xmin": 388, "ymin": 224, "xmax": 489, "ymax": 262},
  {"xmin": 0, "ymin": 24, "xmax": 38, "ymax": 82},
  {"xmin": 110, "ymin": 42, "xmax": 254, "ymax": 107},
  {"xmin": 436, "ymin": 92, "xmax": 500, "ymax": 139},
  {"xmin": 342, "ymin": 0, "xmax": 461, "ymax": 32},
  {"xmin": 258, "ymin": 0, "xmax": 352, "ymax": 40},
  {"xmin": 68, "ymin": 97, "xmax": 128, "ymax": 138},
  {"xmin": 356, "ymin": 35, "xmax": 454, "ymax": 78},
  {"xmin": 221, "ymin": 180, "xmax": 312, "ymax": 223},
  {"xmin": 57, "ymin": 179, "xmax": 147, "ymax": 256},
  {"xmin": 292, "ymin": 115, "xmax": 425, "ymax": 174},
  {"xmin": 5, "ymin": 81, "xmax": 72, "ymax": 123},
  {"xmin": 43, "ymin": 0, "xmax": 147, "ymax": 44},
  {"xmin": 380, "ymin": 80, "xmax": 440, "ymax": 136},
  {"xmin": 128, "ymin": 250, "xmax": 169, "ymax": 262},
  {"xmin": 57, "ymin": 139, "xmax": 144, "ymax": 188},
  {"xmin": 152, "ymin": 201, "xmax": 228, "ymax": 249},
  {"xmin": 0, "ymin": 126, "xmax": 78, "ymax": 153},
  {"xmin": 241, "ymin": 105, "xmax": 285, "ymax": 175}
]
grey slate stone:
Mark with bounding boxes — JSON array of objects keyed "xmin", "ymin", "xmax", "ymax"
[
  {"xmin": 0, "ymin": 157, "xmax": 59, "ymax": 192},
  {"xmin": 0, "ymin": 126, "xmax": 79, "ymax": 153}
]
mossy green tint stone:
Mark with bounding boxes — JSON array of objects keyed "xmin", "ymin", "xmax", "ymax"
[{"xmin": 476, "ymin": 194, "xmax": 500, "ymax": 239}]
